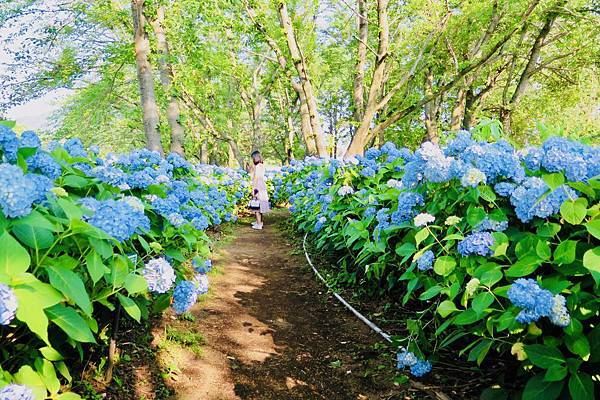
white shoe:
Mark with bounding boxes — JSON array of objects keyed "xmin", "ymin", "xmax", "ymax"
[
  {"xmin": 251, "ymin": 222, "xmax": 257, "ymax": 228},
  {"xmin": 252, "ymin": 224, "xmax": 263, "ymax": 230}
]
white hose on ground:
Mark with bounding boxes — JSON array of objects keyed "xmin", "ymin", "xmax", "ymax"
[{"xmin": 302, "ymin": 233, "xmax": 393, "ymax": 343}]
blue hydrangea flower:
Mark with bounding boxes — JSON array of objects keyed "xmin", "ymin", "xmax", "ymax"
[
  {"xmin": 81, "ymin": 198, "xmax": 150, "ymax": 242},
  {"xmin": 391, "ymin": 192, "xmax": 424, "ymax": 224},
  {"xmin": 64, "ymin": 138, "xmax": 88, "ymax": 158},
  {"xmin": 444, "ymin": 130, "xmax": 474, "ymax": 156},
  {"xmin": 457, "ymin": 232, "xmax": 494, "ymax": 257},
  {"xmin": 364, "ymin": 147, "xmax": 381, "ymax": 160},
  {"xmin": 193, "ymin": 273, "xmax": 209, "ymax": 295},
  {"xmin": 396, "ymin": 350, "xmax": 418, "ymax": 368},
  {"xmin": 521, "ymin": 146, "xmax": 542, "ymax": 171},
  {"xmin": 168, "ymin": 213, "xmax": 186, "ymax": 227},
  {"xmin": 510, "ymin": 177, "xmax": 577, "ymax": 223},
  {"xmin": 19, "ymin": 131, "xmax": 41, "ymax": 149},
  {"xmin": 508, "ymin": 279, "xmax": 554, "ymax": 324},
  {"xmin": 172, "ymin": 280, "xmax": 198, "ymax": 314},
  {"xmin": 26, "ymin": 152, "xmax": 62, "ymax": 179},
  {"xmin": 494, "ymin": 182, "xmax": 516, "ymax": 197},
  {"xmin": 142, "ymin": 257, "xmax": 176, "ymax": 293},
  {"xmin": 0, "ymin": 283, "xmax": 18, "ymax": 325},
  {"xmin": 314, "ymin": 215, "xmax": 327, "ymax": 232},
  {"xmin": 361, "ymin": 166, "xmax": 376, "ymax": 177},
  {"xmin": 375, "ymin": 208, "xmax": 391, "ymax": 231},
  {"xmin": 27, "ymin": 173, "xmax": 53, "ymax": 204},
  {"xmin": 0, "ymin": 164, "xmax": 38, "ymax": 218},
  {"xmin": 0, "ymin": 384, "xmax": 34, "ymax": 400},
  {"xmin": 364, "ymin": 207, "xmax": 376, "ymax": 219},
  {"xmin": 417, "ymin": 250, "xmax": 434, "ymax": 271},
  {"xmin": 410, "ymin": 360, "xmax": 432, "ymax": 377},
  {"xmin": 474, "ymin": 218, "xmax": 508, "ymax": 233},
  {"xmin": 0, "ymin": 126, "xmax": 19, "ymax": 161}
]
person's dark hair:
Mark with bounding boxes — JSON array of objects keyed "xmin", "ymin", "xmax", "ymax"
[{"xmin": 251, "ymin": 150, "xmax": 263, "ymax": 165}]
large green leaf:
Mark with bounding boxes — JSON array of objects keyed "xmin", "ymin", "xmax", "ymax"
[
  {"xmin": 47, "ymin": 265, "xmax": 93, "ymax": 316},
  {"xmin": 568, "ymin": 372, "xmax": 594, "ymax": 400},
  {"xmin": 13, "ymin": 278, "xmax": 63, "ymax": 344},
  {"xmin": 85, "ymin": 251, "xmax": 107, "ymax": 285},
  {"xmin": 12, "ymin": 223, "xmax": 55, "ymax": 250},
  {"xmin": 553, "ymin": 240, "xmax": 577, "ymax": 265},
  {"xmin": 560, "ymin": 198, "xmax": 587, "ymax": 225},
  {"xmin": 124, "ymin": 273, "xmax": 147, "ymax": 294},
  {"xmin": 433, "ymin": 256, "xmax": 456, "ymax": 276},
  {"xmin": 584, "ymin": 219, "xmax": 600, "ymax": 240},
  {"xmin": 582, "ymin": 247, "xmax": 600, "ymax": 273},
  {"xmin": 506, "ymin": 255, "xmax": 542, "ymax": 277},
  {"xmin": 524, "ymin": 345, "xmax": 565, "ymax": 369},
  {"xmin": 0, "ymin": 231, "xmax": 31, "ymax": 276},
  {"xmin": 14, "ymin": 365, "xmax": 47, "ymax": 399},
  {"xmin": 45, "ymin": 304, "xmax": 96, "ymax": 343},
  {"xmin": 522, "ymin": 374, "xmax": 563, "ymax": 400}
]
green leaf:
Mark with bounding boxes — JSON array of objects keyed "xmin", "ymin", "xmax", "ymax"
[
  {"xmin": 437, "ymin": 300, "xmax": 458, "ymax": 318},
  {"xmin": 414, "ymin": 228, "xmax": 429, "ymax": 246},
  {"xmin": 472, "ymin": 292, "xmax": 494, "ymax": 315},
  {"xmin": 39, "ymin": 346, "xmax": 64, "ymax": 361},
  {"xmin": 85, "ymin": 251, "xmax": 107, "ymax": 285},
  {"xmin": 582, "ymin": 247, "xmax": 600, "ymax": 273},
  {"xmin": 419, "ymin": 285, "xmax": 442, "ymax": 300},
  {"xmin": 0, "ymin": 231, "xmax": 31, "ymax": 276},
  {"xmin": 433, "ymin": 256, "xmax": 456, "ymax": 276},
  {"xmin": 56, "ymin": 393, "xmax": 82, "ymax": 400},
  {"xmin": 553, "ymin": 240, "xmax": 577, "ymax": 265},
  {"xmin": 395, "ymin": 242, "xmax": 416, "ymax": 257},
  {"xmin": 544, "ymin": 365, "xmax": 567, "ymax": 382},
  {"xmin": 14, "ymin": 365, "xmax": 47, "ymax": 399},
  {"xmin": 584, "ymin": 219, "xmax": 600, "ymax": 240},
  {"xmin": 45, "ymin": 304, "xmax": 96, "ymax": 343},
  {"xmin": 536, "ymin": 240, "xmax": 551, "ymax": 260},
  {"xmin": 124, "ymin": 273, "xmax": 147, "ymax": 295},
  {"xmin": 117, "ymin": 293, "xmax": 141, "ymax": 322},
  {"xmin": 13, "ymin": 211, "xmax": 59, "ymax": 232},
  {"xmin": 522, "ymin": 375, "xmax": 563, "ymax": 400},
  {"xmin": 467, "ymin": 207, "xmax": 486, "ymax": 227},
  {"xmin": 542, "ymin": 173, "xmax": 564, "ymax": 190},
  {"xmin": 12, "ymin": 223, "xmax": 55, "ymax": 250},
  {"xmin": 478, "ymin": 186, "xmax": 497, "ymax": 202},
  {"xmin": 568, "ymin": 372, "xmax": 595, "ymax": 400},
  {"xmin": 47, "ymin": 265, "xmax": 93, "ymax": 316},
  {"xmin": 537, "ymin": 222, "xmax": 561, "ymax": 238},
  {"xmin": 565, "ymin": 334, "xmax": 590, "ymax": 359},
  {"xmin": 506, "ymin": 255, "xmax": 542, "ymax": 277},
  {"xmin": 57, "ymin": 198, "xmax": 84, "ymax": 220},
  {"xmin": 453, "ymin": 309, "xmax": 479, "ymax": 325},
  {"xmin": 467, "ymin": 339, "xmax": 492, "ymax": 365},
  {"xmin": 524, "ymin": 345, "xmax": 565, "ymax": 369},
  {"xmin": 109, "ymin": 256, "xmax": 129, "ymax": 288},
  {"xmin": 40, "ymin": 359, "xmax": 60, "ymax": 394},
  {"xmin": 560, "ymin": 198, "xmax": 588, "ymax": 225}
]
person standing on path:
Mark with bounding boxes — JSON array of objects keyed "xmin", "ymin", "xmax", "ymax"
[{"xmin": 251, "ymin": 150, "xmax": 270, "ymax": 230}]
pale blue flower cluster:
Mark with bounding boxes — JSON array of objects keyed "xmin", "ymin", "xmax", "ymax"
[
  {"xmin": 391, "ymin": 192, "xmax": 424, "ymax": 224},
  {"xmin": 457, "ymin": 232, "xmax": 494, "ymax": 257},
  {"xmin": 81, "ymin": 198, "xmax": 150, "ymax": 242},
  {"xmin": 510, "ymin": 177, "xmax": 577, "ymax": 223},
  {"xmin": 142, "ymin": 257, "xmax": 176, "ymax": 294},
  {"xmin": 172, "ymin": 280, "xmax": 198, "ymax": 314},
  {"xmin": 193, "ymin": 273, "xmax": 209, "ymax": 295},
  {"xmin": 0, "ymin": 164, "xmax": 51, "ymax": 218},
  {"xmin": 474, "ymin": 218, "xmax": 508, "ymax": 233},
  {"xmin": 396, "ymin": 350, "xmax": 432, "ymax": 377},
  {"xmin": 0, "ymin": 283, "xmax": 18, "ymax": 325},
  {"xmin": 0, "ymin": 125, "xmax": 19, "ymax": 161},
  {"xmin": 193, "ymin": 258, "xmax": 213, "ymax": 274},
  {"xmin": 0, "ymin": 384, "xmax": 34, "ymax": 400},
  {"xmin": 508, "ymin": 279, "xmax": 571, "ymax": 327},
  {"xmin": 417, "ymin": 250, "xmax": 434, "ymax": 271}
]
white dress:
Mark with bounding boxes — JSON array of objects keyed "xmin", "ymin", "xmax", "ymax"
[{"xmin": 252, "ymin": 163, "xmax": 270, "ymax": 213}]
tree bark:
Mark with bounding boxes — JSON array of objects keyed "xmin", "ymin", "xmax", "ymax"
[
  {"xmin": 244, "ymin": 1, "xmax": 318, "ymax": 156},
  {"xmin": 352, "ymin": 0, "xmax": 368, "ymax": 123},
  {"xmin": 200, "ymin": 141, "xmax": 208, "ymax": 164},
  {"xmin": 277, "ymin": 1, "xmax": 328, "ymax": 157},
  {"xmin": 131, "ymin": 0, "xmax": 163, "ymax": 154},
  {"xmin": 501, "ymin": 8, "xmax": 559, "ymax": 132},
  {"xmin": 423, "ymin": 68, "xmax": 440, "ymax": 143},
  {"xmin": 151, "ymin": 5, "xmax": 185, "ymax": 156},
  {"xmin": 346, "ymin": 0, "xmax": 389, "ymax": 156}
]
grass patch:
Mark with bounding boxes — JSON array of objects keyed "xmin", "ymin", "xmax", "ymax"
[{"xmin": 164, "ymin": 325, "xmax": 205, "ymax": 358}]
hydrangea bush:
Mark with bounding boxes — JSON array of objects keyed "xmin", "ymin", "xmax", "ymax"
[
  {"xmin": 274, "ymin": 126, "xmax": 598, "ymax": 399},
  {"xmin": 0, "ymin": 122, "xmax": 246, "ymax": 398}
]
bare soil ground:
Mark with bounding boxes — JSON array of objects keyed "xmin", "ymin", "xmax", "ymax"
[{"xmin": 161, "ymin": 209, "xmax": 404, "ymax": 400}]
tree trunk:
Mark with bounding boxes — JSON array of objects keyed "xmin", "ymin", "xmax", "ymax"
[
  {"xmin": 131, "ymin": 0, "xmax": 163, "ymax": 154},
  {"xmin": 345, "ymin": 0, "xmax": 389, "ymax": 156},
  {"xmin": 151, "ymin": 5, "xmax": 185, "ymax": 156},
  {"xmin": 277, "ymin": 1, "xmax": 328, "ymax": 157},
  {"xmin": 352, "ymin": 0, "xmax": 368, "ymax": 123},
  {"xmin": 423, "ymin": 68, "xmax": 440, "ymax": 143},
  {"xmin": 200, "ymin": 141, "xmax": 208, "ymax": 164},
  {"xmin": 502, "ymin": 6, "xmax": 559, "ymax": 133}
]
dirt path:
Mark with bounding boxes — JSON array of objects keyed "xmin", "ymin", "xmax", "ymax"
[{"xmin": 166, "ymin": 210, "xmax": 398, "ymax": 400}]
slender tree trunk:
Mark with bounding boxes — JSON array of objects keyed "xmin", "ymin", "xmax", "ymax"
[
  {"xmin": 151, "ymin": 5, "xmax": 185, "ymax": 155},
  {"xmin": 277, "ymin": 1, "xmax": 327, "ymax": 157},
  {"xmin": 131, "ymin": 0, "xmax": 163, "ymax": 154},
  {"xmin": 450, "ymin": 81, "xmax": 469, "ymax": 130},
  {"xmin": 353, "ymin": 0, "xmax": 368, "ymax": 123},
  {"xmin": 346, "ymin": 0, "xmax": 389, "ymax": 156},
  {"xmin": 424, "ymin": 68, "xmax": 440, "ymax": 142},
  {"xmin": 200, "ymin": 141, "xmax": 208, "ymax": 164}
]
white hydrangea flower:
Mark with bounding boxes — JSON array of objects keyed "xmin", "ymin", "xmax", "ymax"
[{"xmin": 414, "ymin": 213, "xmax": 435, "ymax": 227}]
